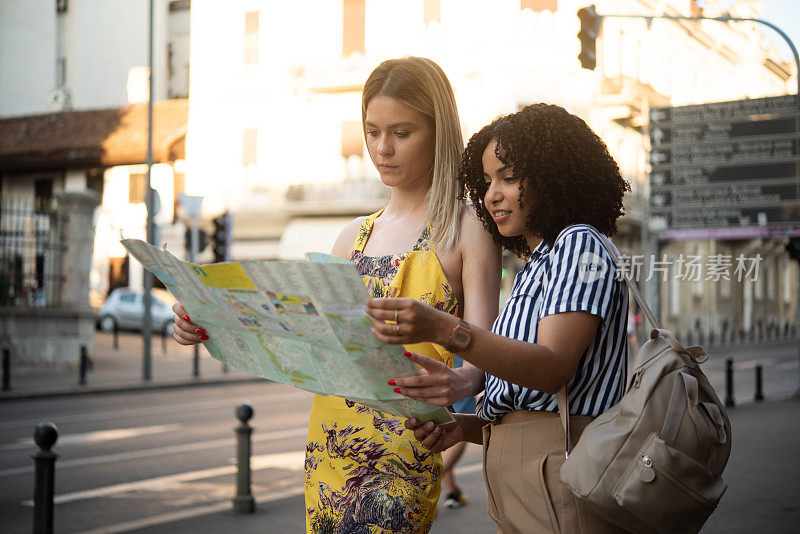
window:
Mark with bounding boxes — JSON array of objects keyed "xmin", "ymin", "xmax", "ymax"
[
  {"xmin": 341, "ymin": 121, "xmax": 363, "ymax": 159},
  {"xmin": 342, "ymin": 0, "xmax": 365, "ymax": 56},
  {"xmin": 783, "ymin": 261, "xmax": 793, "ymax": 304},
  {"xmin": 34, "ymin": 178, "xmax": 53, "ymax": 211},
  {"xmin": 243, "ymin": 129, "xmax": 258, "ymax": 167},
  {"xmin": 57, "ymin": 57, "xmax": 67, "ymax": 86},
  {"xmin": 424, "ymin": 0, "xmax": 441, "ymax": 23},
  {"xmin": 119, "ymin": 293, "xmax": 136, "ymax": 304},
  {"xmin": 766, "ymin": 262, "xmax": 775, "ymax": 300},
  {"xmin": 521, "ymin": 0, "xmax": 556, "ymax": 11},
  {"xmin": 669, "ymin": 263, "xmax": 680, "ymax": 318},
  {"xmin": 129, "ymin": 173, "xmax": 147, "ymax": 204},
  {"xmin": 244, "ymin": 11, "xmax": 259, "ymax": 65},
  {"xmin": 754, "ymin": 266, "xmax": 763, "ymax": 300}
]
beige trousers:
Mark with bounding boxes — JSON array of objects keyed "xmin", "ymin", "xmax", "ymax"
[{"xmin": 482, "ymin": 412, "xmax": 622, "ymax": 534}]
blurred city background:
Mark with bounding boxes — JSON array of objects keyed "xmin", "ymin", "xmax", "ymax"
[{"xmin": 0, "ymin": 0, "xmax": 798, "ymax": 533}]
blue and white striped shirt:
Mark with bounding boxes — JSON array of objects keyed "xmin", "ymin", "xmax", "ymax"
[{"xmin": 477, "ymin": 224, "xmax": 629, "ymax": 420}]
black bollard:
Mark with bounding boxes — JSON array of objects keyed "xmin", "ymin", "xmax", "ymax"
[
  {"xmin": 2, "ymin": 348, "xmax": 10, "ymax": 392},
  {"xmin": 79, "ymin": 346, "xmax": 89, "ymax": 386},
  {"xmin": 233, "ymin": 403, "xmax": 255, "ymax": 513},
  {"xmin": 754, "ymin": 365, "xmax": 764, "ymax": 402},
  {"xmin": 725, "ymin": 358, "xmax": 735, "ymax": 408},
  {"xmin": 193, "ymin": 346, "xmax": 200, "ymax": 378},
  {"xmin": 113, "ymin": 323, "xmax": 119, "ymax": 350},
  {"xmin": 32, "ymin": 422, "xmax": 58, "ymax": 534}
]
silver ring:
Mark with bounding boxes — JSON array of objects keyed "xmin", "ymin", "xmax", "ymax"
[{"xmin": 393, "ymin": 324, "xmax": 399, "ymax": 336}]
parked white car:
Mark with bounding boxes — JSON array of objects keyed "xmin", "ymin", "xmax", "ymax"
[{"xmin": 97, "ymin": 288, "xmax": 176, "ymax": 335}]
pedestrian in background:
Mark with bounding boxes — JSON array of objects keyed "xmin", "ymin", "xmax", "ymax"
[{"xmin": 440, "ymin": 355, "xmax": 476, "ymax": 509}]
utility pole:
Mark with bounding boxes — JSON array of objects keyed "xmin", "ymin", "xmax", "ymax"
[
  {"xmin": 143, "ymin": 0, "xmax": 155, "ymax": 381},
  {"xmin": 179, "ymin": 194, "xmax": 204, "ymax": 378}
]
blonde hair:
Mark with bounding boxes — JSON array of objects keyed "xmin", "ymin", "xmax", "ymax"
[{"xmin": 362, "ymin": 57, "xmax": 464, "ymax": 251}]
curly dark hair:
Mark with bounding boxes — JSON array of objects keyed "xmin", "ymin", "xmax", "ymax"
[{"xmin": 458, "ymin": 103, "xmax": 630, "ymax": 257}]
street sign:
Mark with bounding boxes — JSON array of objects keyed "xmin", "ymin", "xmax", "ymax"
[
  {"xmin": 649, "ymin": 95, "xmax": 800, "ymax": 233},
  {"xmin": 178, "ymin": 194, "xmax": 203, "ymax": 222}
]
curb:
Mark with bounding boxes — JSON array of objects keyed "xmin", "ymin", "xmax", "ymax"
[{"xmin": 0, "ymin": 375, "xmax": 265, "ymax": 402}]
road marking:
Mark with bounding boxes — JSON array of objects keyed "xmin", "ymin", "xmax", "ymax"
[
  {"xmin": 0, "ymin": 426, "xmax": 308, "ymax": 477},
  {"xmin": 0, "ymin": 389, "xmax": 311, "ymax": 430},
  {"xmin": 0, "ymin": 424, "xmax": 182, "ymax": 451},
  {"xmin": 735, "ymin": 358, "xmax": 778, "ymax": 370},
  {"xmin": 455, "ymin": 462, "xmax": 483, "ymax": 476},
  {"xmin": 74, "ymin": 485, "xmax": 306, "ymax": 534},
  {"xmin": 21, "ymin": 450, "xmax": 305, "ymax": 506},
  {"xmin": 71, "ymin": 461, "xmax": 485, "ymax": 533}
]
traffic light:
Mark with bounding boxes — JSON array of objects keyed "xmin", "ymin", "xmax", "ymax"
[
  {"xmin": 577, "ymin": 5, "xmax": 601, "ymax": 70},
  {"xmin": 786, "ymin": 237, "xmax": 800, "ymax": 263},
  {"xmin": 211, "ymin": 212, "xmax": 232, "ymax": 263},
  {"xmin": 184, "ymin": 227, "xmax": 208, "ymax": 256}
]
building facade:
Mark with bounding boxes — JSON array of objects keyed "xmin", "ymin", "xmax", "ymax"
[
  {"xmin": 185, "ymin": 0, "xmax": 797, "ymax": 343},
  {"xmin": 0, "ymin": 0, "xmax": 192, "ymax": 304}
]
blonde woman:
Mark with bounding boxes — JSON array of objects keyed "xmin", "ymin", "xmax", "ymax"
[
  {"xmin": 173, "ymin": 57, "xmax": 500, "ymax": 532},
  {"xmin": 303, "ymin": 57, "xmax": 500, "ymax": 533}
]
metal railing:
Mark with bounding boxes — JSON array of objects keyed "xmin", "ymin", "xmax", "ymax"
[{"xmin": 0, "ymin": 197, "xmax": 66, "ymax": 308}]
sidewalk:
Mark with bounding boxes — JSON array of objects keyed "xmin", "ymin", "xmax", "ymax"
[
  {"xmin": 0, "ymin": 331, "xmax": 258, "ymax": 401},
  {"xmin": 2, "ymin": 332, "xmax": 797, "ymax": 404}
]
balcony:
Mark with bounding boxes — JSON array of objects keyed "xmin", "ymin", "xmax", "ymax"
[{"xmin": 284, "ymin": 179, "xmax": 390, "ymax": 216}]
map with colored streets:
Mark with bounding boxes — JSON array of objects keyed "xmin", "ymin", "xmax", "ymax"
[{"xmin": 122, "ymin": 239, "xmax": 453, "ymax": 424}]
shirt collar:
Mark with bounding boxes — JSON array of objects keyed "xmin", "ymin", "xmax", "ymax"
[{"xmin": 529, "ymin": 239, "xmax": 550, "ymax": 261}]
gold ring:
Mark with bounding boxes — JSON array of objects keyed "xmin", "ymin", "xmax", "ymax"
[
  {"xmin": 393, "ymin": 324, "xmax": 399, "ymax": 336},
  {"xmin": 394, "ymin": 309, "xmax": 399, "ymax": 323}
]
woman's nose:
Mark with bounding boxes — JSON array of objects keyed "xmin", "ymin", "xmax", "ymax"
[
  {"xmin": 377, "ymin": 135, "xmax": 393, "ymax": 156},
  {"xmin": 484, "ymin": 181, "xmax": 501, "ymax": 204}
]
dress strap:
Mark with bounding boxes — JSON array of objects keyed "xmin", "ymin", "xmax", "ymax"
[
  {"xmin": 412, "ymin": 222, "xmax": 434, "ymax": 251},
  {"xmin": 352, "ymin": 208, "xmax": 384, "ymax": 253}
]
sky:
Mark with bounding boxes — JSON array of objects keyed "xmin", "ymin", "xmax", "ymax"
[
  {"xmin": 759, "ymin": 0, "xmax": 800, "ymax": 63},
  {"xmin": 707, "ymin": 0, "xmax": 800, "ymax": 63}
]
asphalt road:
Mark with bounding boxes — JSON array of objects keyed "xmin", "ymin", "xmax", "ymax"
[
  {"xmin": 0, "ymin": 381, "xmax": 317, "ymax": 533},
  {"xmin": 1, "ymin": 341, "xmax": 798, "ymax": 533}
]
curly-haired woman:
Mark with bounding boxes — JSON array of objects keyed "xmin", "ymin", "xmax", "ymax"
[{"xmin": 367, "ymin": 103, "xmax": 630, "ymax": 533}]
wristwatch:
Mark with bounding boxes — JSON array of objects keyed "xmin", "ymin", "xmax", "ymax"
[{"xmin": 446, "ymin": 318, "xmax": 472, "ymax": 353}]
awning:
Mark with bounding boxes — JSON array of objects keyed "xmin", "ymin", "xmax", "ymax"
[{"xmin": 276, "ymin": 217, "xmax": 353, "ymax": 260}]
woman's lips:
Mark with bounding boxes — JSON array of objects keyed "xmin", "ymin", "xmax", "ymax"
[
  {"xmin": 492, "ymin": 210, "xmax": 510, "ymax": 223},
  {"xmin": 377, "ymin": 164, "xmax": 398, "ymax": 172}
]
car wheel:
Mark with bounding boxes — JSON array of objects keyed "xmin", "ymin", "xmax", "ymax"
[
  {"xmin": 99, "ymin": 315, "xmax": 116, "ymax": 333},
  {"xmin": 163, "ymin": 321, "xmax": 175, "ymax": 336}
]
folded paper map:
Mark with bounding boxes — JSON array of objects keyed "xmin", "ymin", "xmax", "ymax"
[{"xmin": 122, "ymin": 239, "xmax": 453, "ymax": 424}]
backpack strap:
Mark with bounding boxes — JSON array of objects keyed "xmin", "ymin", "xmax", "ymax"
[{"xmin": 555, "ymin": 227, "xmax": 662, "ymax": 457}]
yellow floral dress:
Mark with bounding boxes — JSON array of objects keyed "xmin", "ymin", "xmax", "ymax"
[{"xmin": 305, "ymin": 209, "xmax": 459, "ymax": 533}]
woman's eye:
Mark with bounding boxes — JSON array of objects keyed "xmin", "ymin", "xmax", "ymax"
[
  {"xmin": 503, "ymin": 176, "xmax": 518, "ymax": 183},
  {"xmin": 366, "ymin": 130, "xmax": 379, "ymax": 137},
  {"xmin": 394, "ymin": 131, "xmax": 409, "ymax": 138}
]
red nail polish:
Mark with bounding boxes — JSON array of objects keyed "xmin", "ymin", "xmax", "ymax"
[
  {"xmin": 200, "ymin": 335, "xmax": 209, "ymax": 341},
  {"xmin": 196, "ymin": 328, "xmax": 206, "ymax": 335},
  {"xmin": 393, "ymin": 387, "xmax": 401, "ymax": 394},
  {"xmin": 388, "ymin": 379, "xmax": 396, "ymax": 386},
  {"xmin": 182, "ymin": 315, "xmax": 191, "ymax": 322},
  {"xmin": 403, "ymin": 351, "xmax": 411, "ymax": 358}
]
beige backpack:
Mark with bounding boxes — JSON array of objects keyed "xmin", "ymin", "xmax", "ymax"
[{"xmin": 557, "ymin": 233, "xmax": 731, "ymax": 534}]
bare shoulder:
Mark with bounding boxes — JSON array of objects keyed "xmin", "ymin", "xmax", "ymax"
[
  {"xmin": 459, "ymin": 204, "xmax": 497, "ymax": 252},
  {"xmin": 330, "ymin": 216, "xmax": 367, "ymax": 260}
]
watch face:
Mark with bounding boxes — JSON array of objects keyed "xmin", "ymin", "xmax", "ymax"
[
  {"xmin": 452, "ymin": 326, "xmax": 470, "ymax": 346},
  {"xmin": 450, "ymin": 322, "xmax": 471, "ymax": 350}
]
